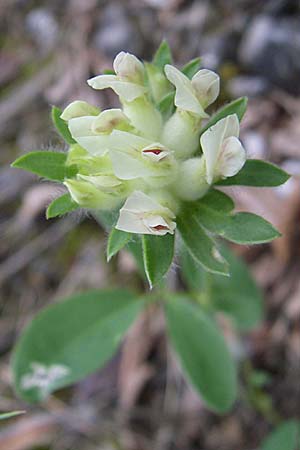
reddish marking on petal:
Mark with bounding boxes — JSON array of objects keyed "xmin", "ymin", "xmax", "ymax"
[
  {"xmin": 152, "ymin": 224, "xmax": 169, "ymax": 231},
  {"xmin": 143, "ymin": 149, "xmax": 163, "ymax": 155}
]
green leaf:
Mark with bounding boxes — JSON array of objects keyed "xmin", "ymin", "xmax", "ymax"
[
  {"xmin": 180, "ymin": 244, "xmax": 263, "ymax": 330},
  {"xmin": 177, "ymin": 205, "xmax": 229, "ymax": 276},
  {"xmin": 211, "ymin": 245, "xmax": 263, "ymax": 330},
  {"xmin": 217, "ymin": 159, "xmax": 290, "ymax": 187},
  {"xmin": 181, "ymin": 57, "xmax": 201, "ymax": 79},
  {"xmin": 0, "ymin": 411, "xmax": 25, "ymax": 420},
  {"xmin": 200, "ymin": 189, "xmax": 235, "ymax": 213},
  {"xmin": 12, "ymin": 290, "xmax": 142, "ymax": 403},
  {"xmin": 12, "ymin": 151, "xmax": 77, "ymax": 182},
  {"xmin": 180, "ymin": 244, "xmax": 208, "ymax": 291},
  {"xmin": 153, "ymin": 40, "xmax": 172, "ymax": 70},
  {"xmin": 107, "ymin": 228, "xmax": 132, "ymax": 261},
  {"xmin": 51, "ymin": 106, "xmax": 76, "ymax": 144},
  {"xmin": 46, "ymin": 193, "xmax": 79, "ymax": 219},
  {"xmin": 200, "ymin": 97, "xmax": 248, "ymax": 136},
  {"xmin": 142, "ymin": 233, "xmax": 175, "ymax": 288},
  {"xmin": 158, "ymin": 91, "xmax": 175, "ymax": 119},
  {"xmin": 165, "ymin": 296, "xmax": 237, "ymax": 412},
  {"xmin": 195, "ymin": 201, "xmax": 280, "ymax": 244},
  {"xmin": 260, "ymin": 420, "xmax": 300, "ymax": 450},
  {"xmin": 126, "ymin": 236, "xmax": 146, "ymax": 278},
  {"xmin": 92, "ymin": 209, "xmax": 119, "ymax": 231}
]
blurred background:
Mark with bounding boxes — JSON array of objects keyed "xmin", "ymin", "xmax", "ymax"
[{"xmin": 0, "ymin": 0, "xmax": 300, "ymax": 449}]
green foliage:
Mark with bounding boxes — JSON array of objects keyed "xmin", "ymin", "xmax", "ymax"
[
  {"xmin": 181, "ymin": 57, "xmax": 202, "ymax": 79},
  {"xmin": 107, "ymin": 228, "xmax": 132, "ymax": 261},
  {"xmin": 152, "ymin": 40, "xmax": 172, "ymax": 70},
  {"xmin": 180, "ymin": 244, "xmax": 263, "ymax": 330},
  {"xmin": 217, "ymin": 159, "xmax": 290, "ymax": 187},
  {"xmin": 210, "ymin": 245, "xmax": 263, "ymax": 329},
  {"xmin": 260, "ymin": 421, "xmax": 300, "ymax": 450},
  {"xmin": 13, "ymin": 290, "xmax": 142, "ymax": 402},
  {"xmin": 126, "ymin": 236, "xmax": 146, "ymax": 278},
  {"xmin": 165, "ymin": 296, "xmax": 237, "ymax": 412},
  {"xmin": 142, "ymin": 233, "xmax": 174, "ymax": 288},
  {"xmin": 12, "ymin": 151, "xmax": 77, "ymax": 182},
  {"xmin": 46, "ymin": 193, "xmax": 79, "ymax": 218},
  {"xmin": 177, "ymin": 206, "xmax": 229, "ymax": 276},
  {"xmin": 0, "ymin": 411, "xmax": 25, "ymax": 420},
  {"xmin": 200, "ymin": 97, "xmax": 248, "ymax": 135},
  {"xmin": 158, "ymin": 91, "xmax": 175, "ymax": 119},
  {"xmin": 194, "ymin": 198, "xmax": 280, "ymax": 244},
  {"xmin": 51, "ymin": 106, "xmax": 76, "ymax": 144},
  {"xmin": 200, "ymin": 189, "xmax": 235, "ymax": 213}
]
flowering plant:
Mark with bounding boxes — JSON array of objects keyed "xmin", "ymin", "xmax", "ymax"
[{"xmin": 11, "ymin": 42, "xmax": 289, "ymax": 413}]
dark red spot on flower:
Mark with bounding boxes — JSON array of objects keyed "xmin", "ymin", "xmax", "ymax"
[
  {"xmin": 143, "ymin": 149, "xmax": 163, "ymax": 155},
  {"xmin": 151, "ymin": 224, "xmax": 168, "ymax": 231}
]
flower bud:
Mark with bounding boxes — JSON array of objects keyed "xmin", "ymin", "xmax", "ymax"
[
  {"xmin": 61, "ymin": 101, "xmax": 100, "ymax": 121},
  {"xmin": 122, "ymin": 97, "xmax": 162, "ymax": 140},
  {"xmin": 174, "ymin": 157, "xmax": 209, "ymax": 201},
  {"xmin": 116, "ymin": 191, "xmax": 176, "ymax": 235},
  {"xmin": 160, "ymin": 110, "xmax": 200, "ymax": 159},
  {"xmin": 66, "ymin": 145, "xmax": 113, "ymax": 175},
  {"xmin": 200, "ymin": 114, "xmax": 246, "ymax": 184},
  {"xmin": 64, "ymin": 178, "xmax": 122, "ymax": 210}
]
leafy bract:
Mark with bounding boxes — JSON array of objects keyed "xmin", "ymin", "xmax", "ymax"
[
  {"xmin": 200, "ymin": 97, "xmax": 248, "ymax": 135},
  {"xmin": 165, "ymin": 296, "xmax": 237, "ymax": 412},
  {"xmin": 200, "ymin": 189, "xmax": 235, "ymax": 213},
  {"xmin": 158, "ymin": 91, "xmax": 175, "ymax": 119},
  {"xmin": 182, "ymin": 57, "xmax": 202, "ymax": 79},
  {"xmin": 194, "ymin": 197, "xmax": 280, "ymax": 244},
  {"xmin": 12, "ymin": 151, "xmax": 77, "ymax": 182},
  {"xmin": 142, "ymin": 233, "xmax": 175, "ymax": 288},
  {"xmin": 180, "ymin": 244, "xmax": 263, "ymax": 330},
  {"xmin": 51, "ymin": 106, "xmax": 76, "ymax": 144},
  {"xmin": 107, "ymin": 228, "xmax": 132, "ymax": 261},
  {"xmin": 46, "ymin": 193, "xmax": 79, "ymax": 219},
  {"xmin": 177, "ymin": 204, "xmax": 229, "ymax": 276},
  {"xmin": 217, "ymin": 159, "xmax": 290, "ymax": 187},
  {"xmin": 152, "ymin": 40, "xmax": 172, "ymax": 70},
  {"xmin": 13, "ymin": 290, "xmax": 142, "ymax": 402}
]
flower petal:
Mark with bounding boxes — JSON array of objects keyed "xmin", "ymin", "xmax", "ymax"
[
  {"xmin": 116, "ymin": 191, "xmax": 176, "ymax": 235},
  {"xmin": 91, "ymin": 109, "xmax": 130, "ymax": 134},
  {"xmin": 60, "ymin": 101, "xmax": 99, "ymax": 121},
  {"xmin": 144, "ymin": 215, "xmax": 176, "ymax": 235},
  {"xmin": 113, "ymin": 51, "xmax": 144, "ymax": 84},
  {"xmin": 200, "ymin": 114, "xmax": 240, "ymax": 184},
  {"xmin": 164, "ymin": 64, "xmax": 207, "ymax": 117},
  {"xmin": 87, "ymin": 75, "xmax": 146, "ymax": 102},
  {"xmin": 109, "ymin": 150, "xmax": 154, "ymax": 180},
  {"xmin": 217, "ymin": 136, "xmax": 246, "ymax": 178},
  {"xmin": 191, "ymin": 69, "xmax": 220, "ymax": 108},
  {"xmin": 142, "ymin": 143, "xmax": 172, "ymax": 162},
  {"xmin": 68, "ymin": 116, "xmax": 112, "ymax": 156},
  {"xmin": 108, "ymin": 130, "xmax": 151, "ymax": 153}
]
